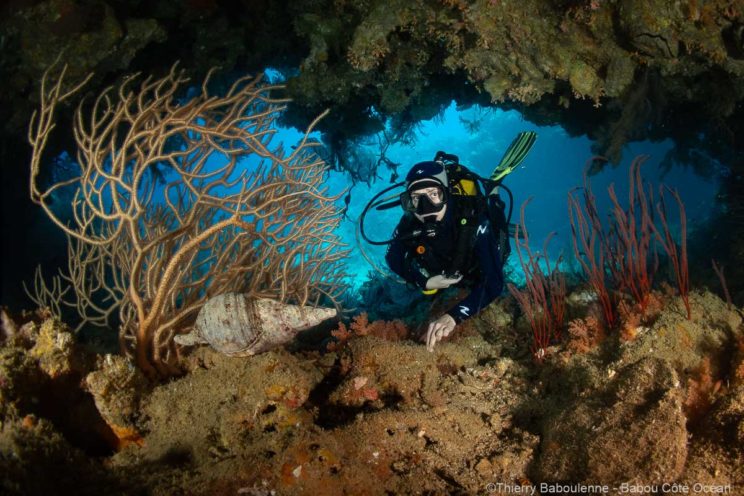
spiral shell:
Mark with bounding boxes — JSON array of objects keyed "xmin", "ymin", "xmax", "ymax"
[{"xmin": 175, "ymin": 293, "xmax": 337, "ymax": 356}]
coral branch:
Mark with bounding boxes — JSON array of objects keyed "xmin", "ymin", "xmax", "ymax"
[
  {"xmin": 28, "ymin": 64, "xmax": 349, "ymax": 378},
  {"xmin": 652, "ymin": 186, "xmax": 690, "ymax": 319},
  {"xmin": 567, "ymin": 157, "xmax": 616, "ymax": 327},
  {"xmin": 711, "ymin": 259, "xmax": 732, "ymax": 309},
  {"xmin": 508, "ymin": 199, "xmax": 566, "ymax": 361},
  {"xmin": 569, "ymin": 154, "xmax": 691, "ymax": 327},
  {"xmin": 605, "ymin": 155, "xmax": 658, "ymax": 312}
]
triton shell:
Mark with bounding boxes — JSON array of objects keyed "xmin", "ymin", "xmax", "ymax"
[{"xmin": 174, "ymin": 293, "xmax": 337, "ymax": 357}]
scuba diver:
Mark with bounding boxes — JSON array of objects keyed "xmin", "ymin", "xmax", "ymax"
[{"xmin": 360, "ymin": 132, "xmax": 537, "ymax": 352}]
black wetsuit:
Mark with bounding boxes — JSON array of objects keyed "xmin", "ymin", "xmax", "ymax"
[{"xmin": 385, "ymin": 197, "xmax": 505, "ymax": 323}]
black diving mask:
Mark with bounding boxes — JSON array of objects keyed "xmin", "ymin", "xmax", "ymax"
[{"xmin": 400, "ymin": 185, "xmax": 447, "ymax": 215}]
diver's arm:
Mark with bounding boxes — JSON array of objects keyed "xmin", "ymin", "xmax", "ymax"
[{"xmin": 445, "ymin": 221, "xmax": 504, "ymax": 323}]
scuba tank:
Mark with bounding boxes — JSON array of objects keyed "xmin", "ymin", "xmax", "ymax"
[{"xmin": 359, "ymin": 131, "xmax": 536, "ymax": 246}]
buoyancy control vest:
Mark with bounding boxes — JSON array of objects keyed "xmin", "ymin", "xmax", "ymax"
[{"xmin": 398, "ymin": 161, "xmax": 504, "ymax": 285}]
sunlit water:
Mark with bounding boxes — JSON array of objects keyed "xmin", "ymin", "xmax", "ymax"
[
  {"xmin": 271, "ymin": 102, "xmax": 722, "ymax": 292},
  {"xmin": 47, "ymin": 96, "xmax": 722, "ymax": 300}
]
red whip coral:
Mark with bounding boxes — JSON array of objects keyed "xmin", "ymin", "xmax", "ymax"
[
  {"xmin": 508, "ymin": 199, "xmax": 566, "ymax": 361},
  {"xmin": 569, "ymin": 155, "xmax": 690, "ymax": 329}
]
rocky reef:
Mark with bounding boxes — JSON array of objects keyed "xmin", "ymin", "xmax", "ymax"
[
  {"xmin": 287, "ymin": 0, "xmax": 743, "ymax": 156},
  {"xmin": 2, "ymin": 2, "xmax": 744, "ymax": 493},
  {"xmin": 1, "ymin": 285, "xmax": 743, "ymax": 494},
  {"xmin": 2, "ymin": 1, "xmax": 742, "ymax": 153}
]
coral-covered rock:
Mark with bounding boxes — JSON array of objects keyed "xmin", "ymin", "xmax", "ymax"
[
  {"xmin": 0, "ymin": 346, "xmax": 44, "ymax": 421},
  {"xmin": 471, "ymin": 297, "xmax": 513, "ymax": 348},
  {"xmin": 254, "ymin": 385, "xmax": 537, "ymax": 495},
  {"xmin": 616, "ymin": 292, "xmax": 742, "ymax": 378},
  {"xmin": 85, "ymin": 354, "xmax": 149, "ymax": 450},
  {"xmin": 533, "ymin": 357, "xmax": 687, "ymax": 484},
  {"xmin": 0, "ymin": 414, "xmax": 121, "ymax": 495},
  {"xmin": 681, "ymin": 385, "xmax": 744, "ymax": 488},
  {"xmin": 0, "ymin": 308, "xmax": 18, "ymax": 344},
  {"xmin": 585, "ymin": 358, "xmax": 687, "ymax": 483},
  {"xmin": 732, "ymin": 336, "xmax": 744, "ymax": 389},
  {"xmin": 113, "ymin": 348, "xmax": 324, "ymax": 466},
  {"xmin": 0, "ymin": 309, "xmax": 54, "ymax": 350},
  {"xmin": 328, "ymin": 334, "xmax": 487, "ymax": 408},
  {"xmin": 2, "ymin": 291, "xmax": 742, "ymax": 495},
  {"xmin": 29, "ymin": 318, "xmax": 90, "ymax": 378}
]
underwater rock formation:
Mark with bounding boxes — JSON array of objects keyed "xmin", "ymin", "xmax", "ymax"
[
  {"xmin": 2, "ymin": 0, "xmax": 742, "ymax": 170},
  {"xmin": 615, "ymin": 291, "xmax": 742, "ymax": 377},
  {"xmin": 114, "ymin": 348, "xmax": 325, "ymax": 468},
  {"xmin": 85, "ymin": 354, "xmax": 149, "ymax": 450},
  {"xmin": 533, "ymin": 356, "xmax": 688, "ymax": 484},
  {"xmin": 285, "ymin": 0, "xmax": 744, "ymax": 164},
  {"xmin": 682, "ymin": 384, "xmax": 744, "ymax": 487},
  {"xmin": 29, "ymin": 317, "xmax": 90, "ymax": 379},
  {"xmin": 1, "ymin": 290, "xmax": 743, "ymax": 494},
  {"xmin": 328, "ymin": 334, "xmax": 484, "ymax": 408},
  {"xmin": 529, "ymin": 288, "xmax": 744, "ymax": 487},
  {"xmin": 0, "ymin": 314, "xmax": 141, "ymax": 493}
]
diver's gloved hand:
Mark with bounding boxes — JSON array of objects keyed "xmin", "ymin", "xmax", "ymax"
[
  {"xmin": 425, "ymin": 273, "xmax": 463, "ymax": 290},
  {"xmin": 425, "ymin": 314, "xmax": 457, "ymax": 352}
]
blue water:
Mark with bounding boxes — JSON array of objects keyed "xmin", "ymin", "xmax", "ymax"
[
  {"xmin": 50, "ymin": 97, "xmax": 722, "ymax": 297},
  {"xmin": 270, "ymin": 102, "xmax": 721, "ymax": 290}
]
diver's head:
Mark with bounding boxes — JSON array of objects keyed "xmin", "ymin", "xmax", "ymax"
[{"xmin": 402, "ymin": 161, "xmax": 448, "ymax": 222}]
